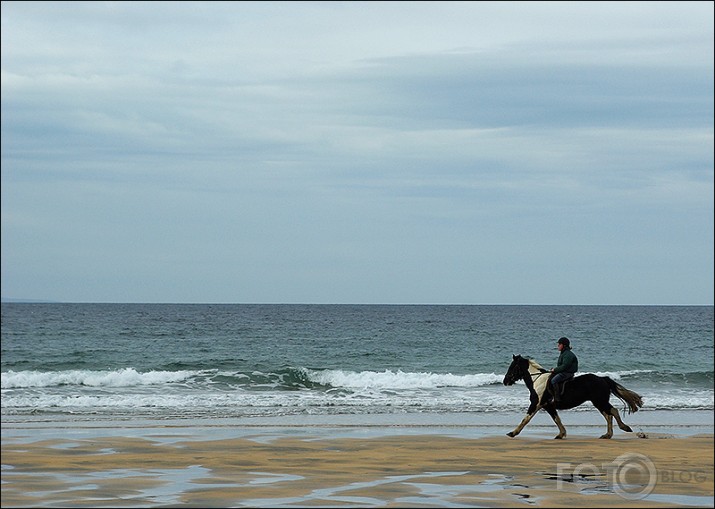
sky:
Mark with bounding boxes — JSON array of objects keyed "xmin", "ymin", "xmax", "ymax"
[{"xmin": 1, "ymin": 1, "xmax": 713, "ymax": 305}]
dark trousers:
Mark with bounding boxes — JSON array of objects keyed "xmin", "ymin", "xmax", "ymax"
[{"xmin": 551, "ymin": 372, "xmax": 574, "ymax": 386}]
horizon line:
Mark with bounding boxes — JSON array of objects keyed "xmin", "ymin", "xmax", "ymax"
[{"xmin": 2, "ymin": 298, "xmax": 713, "ymax": 307}]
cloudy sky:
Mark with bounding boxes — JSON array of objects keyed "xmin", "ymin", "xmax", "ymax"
[{"xmin": 1, "ymin": 1, "xmax": 713, "ymax": 305}]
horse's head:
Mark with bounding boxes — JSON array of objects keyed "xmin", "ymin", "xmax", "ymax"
[{"xmin": 503, "ymin": 354, "xmax": 528, "ymax": 386}]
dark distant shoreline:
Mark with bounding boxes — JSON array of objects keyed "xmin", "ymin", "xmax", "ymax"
[
  {"xmin": 2, "ymin": 299, "xmax": 713, "ymax": 306},
  {"xmin": 1, "ymin": 298, "xmax": 59, "ymax": 303}
]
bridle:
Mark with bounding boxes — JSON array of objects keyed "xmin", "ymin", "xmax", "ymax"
[{"xmin": 511, "ymin": 361, "xmax": 549, "ymax": 384}]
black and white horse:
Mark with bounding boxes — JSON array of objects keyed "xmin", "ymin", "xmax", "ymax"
[{"xmin": 503, "ymin": 354, "xmax": 643, "ymax": 439}]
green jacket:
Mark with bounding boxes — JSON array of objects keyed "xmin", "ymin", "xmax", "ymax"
[{"xmin": 553, "ymin": 348, "xmax": 578, "ymax": 374}]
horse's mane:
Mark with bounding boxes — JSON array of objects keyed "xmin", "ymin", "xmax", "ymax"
[{"xmin": 527, "ymin": 358, "xmax": 546, "ymax": 371}]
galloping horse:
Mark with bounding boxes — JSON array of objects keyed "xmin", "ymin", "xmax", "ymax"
[{"xmin": 503, "ymin": 354, "xmax": 643, "ymax": 439}]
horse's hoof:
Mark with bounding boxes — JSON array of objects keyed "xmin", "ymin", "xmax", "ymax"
[
  {"xmin": 599, "ymin": 434, "xmax": 612, "ymax": 439},
  {"xmin": 623, "ymin": 426, "xmax": 633, "ymax": 432},
  {"xmin": 554, "ymin": 435, "xmax": 564, "ymax": 440},
  {"xmin": 506, "ymin": 432, "xmax": 516, "ymax": 438}
]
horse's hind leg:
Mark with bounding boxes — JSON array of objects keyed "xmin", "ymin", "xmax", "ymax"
[
  {"xmin": 611, "ymin": 407, "xmax": 633, "ymax": 432},
  {"xmin": 599, "ymin": 410, "xmax": 614, "ymax": 439},
  {"xmin": 596, "ymin": 402, "xmax": 633, "ymax": 438}
]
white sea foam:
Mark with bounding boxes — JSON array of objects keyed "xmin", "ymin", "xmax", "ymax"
[
  {"xmin": 0, "ymin": 368, "xmax": 198, "ymax": 389},
  {"xmin": 588, "ymin": 369, "xmax": 653, "ymax": 379},
  {"xmin": 2, "ymin": 381, "xmax": 712, "ymax": 415},
  {"xmin": 1, "ymin": 367, "xmax": 712, "ymax": 420},
  {"xmin": 305, "ymin": 369, "xmax": 502, "ymax": 389},
  {"xmin": 0, "ymin": 367, "xmax": 686, "ymax": 391}
]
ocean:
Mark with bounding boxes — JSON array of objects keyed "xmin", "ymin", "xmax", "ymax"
[{"xmin": 1, "ymin": 303, "xmax": 713, "ymax": 426}]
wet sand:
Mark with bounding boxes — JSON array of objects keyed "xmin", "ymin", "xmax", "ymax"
[{"xmin": 2, "ymin": 426, "xmax": 713, "ymax": 507}]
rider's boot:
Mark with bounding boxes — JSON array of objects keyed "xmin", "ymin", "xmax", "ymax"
[
  {"xmin": 552, "ymin": 382, "xmax": 563, "ymax": 404},
  {"xmin": 542, "ymin": 385, "xmax": 556, "ymax": 406}
]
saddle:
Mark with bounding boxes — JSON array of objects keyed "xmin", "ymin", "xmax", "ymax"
[
  {"xmin": 554, "ymin": 378, "xmax": 571, "ymax": 397},
  {"xmin": 544, "ymin": 374, "xmax": 573, "ymax": 404}
]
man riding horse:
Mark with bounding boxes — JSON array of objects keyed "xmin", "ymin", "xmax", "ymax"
[
  {"xmin": 543, "ymin": 337, "xmax": 578, "ymax": 406},
  {"xmin": 502, "ymin": 352, "xmax": 643, "ymax": 439}
]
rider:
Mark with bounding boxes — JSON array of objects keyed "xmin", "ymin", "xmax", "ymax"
[{"xmin": 545, "ymin": 337, "xmax": 578, "ymax": 404}]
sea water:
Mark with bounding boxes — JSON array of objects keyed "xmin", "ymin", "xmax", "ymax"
[{"xmin": 1, "ymin": 304, "xmax": 712, "ymax": 425}]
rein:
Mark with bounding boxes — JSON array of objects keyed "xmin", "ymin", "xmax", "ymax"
[
  {"xmin": 530, "ymin": 371, "xmax": 549, "ymax": 380},
  {"xmin": 508, "ymin": 361, "xmax": 550, "ymax": 384},
  {"xmin": 514, "ymin": 366, "xmax": 549, "ymax": 384}
]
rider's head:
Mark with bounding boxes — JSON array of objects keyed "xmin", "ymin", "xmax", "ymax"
[{"xmin": 557, "ymin": 337, "xmax": 571, "ymax": 350}]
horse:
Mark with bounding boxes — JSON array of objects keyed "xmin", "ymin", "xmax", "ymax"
[{"xmin": 502, "ymin": 354, "xmax": 643, "ymax": 439}]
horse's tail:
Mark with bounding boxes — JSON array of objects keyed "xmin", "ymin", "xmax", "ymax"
[{"xmin": 606, "ymin": 378, "xmax": 643, "ymax": 414}]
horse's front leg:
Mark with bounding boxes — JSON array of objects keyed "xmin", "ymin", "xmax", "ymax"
[
  {"xmin": 507, "ymin": 403, "xmax": 539, "ymax": 437},
  {"xmin": 544, "ymin": 407, "xmax": 567, "ymax": 439}
]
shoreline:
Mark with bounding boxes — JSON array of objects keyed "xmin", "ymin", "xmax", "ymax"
[
  {"xmin": 2, "ymin": 413, "xmax": 713, "ymax": 508},
  {"xmin": 3, "ymin": 409, "xmax": 713, "ymax": 449},
  {"xmin": 2, "ymin": 407, "xmax": 712, "ymax": 434}
]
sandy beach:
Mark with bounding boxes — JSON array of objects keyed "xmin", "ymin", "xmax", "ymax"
[{"xmin": 2, "ymin": 420, "xmax": 713, "ymax": 508}]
